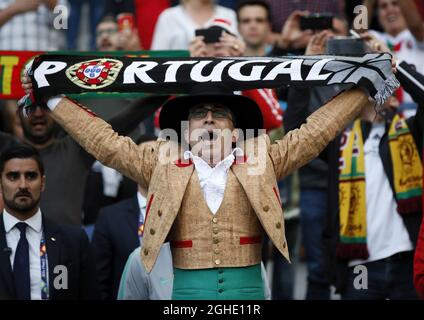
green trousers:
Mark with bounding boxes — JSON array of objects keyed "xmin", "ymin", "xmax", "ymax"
[{"xmin": 172, "ymin": 264, "xmax": 264, "ymax": 300}]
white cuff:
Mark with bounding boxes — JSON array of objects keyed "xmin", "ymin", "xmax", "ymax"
[{"xmin": 46, "ymin": 95, "xmax": 65, "ymax": 111}]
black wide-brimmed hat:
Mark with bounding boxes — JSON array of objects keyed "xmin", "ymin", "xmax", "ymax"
[{"xmin": 159, "ymin": 84, "xmax": 264, "ymax": 136}]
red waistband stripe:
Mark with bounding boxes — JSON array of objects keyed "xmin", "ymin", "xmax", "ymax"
[
  {"xmin": 171, "ymin": 240, "xmax": 193, "ymax": 248},
  {"xmin": 240, "ymin": 236, "xmax": 262, "ymax": 245}
]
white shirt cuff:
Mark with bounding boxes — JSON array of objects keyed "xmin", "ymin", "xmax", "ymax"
[{"xmin": 46, "ymin": 95, "xmax": 65, "ymax": 111}]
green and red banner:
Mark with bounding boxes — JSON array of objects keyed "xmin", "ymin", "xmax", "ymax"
[
  {"xmin": 0, "ymin": 51, "xmax": 42, "ymax": 99},
  {"xmin": 0, "ymin": 50, "xmax": 189, "ymax": 100}
]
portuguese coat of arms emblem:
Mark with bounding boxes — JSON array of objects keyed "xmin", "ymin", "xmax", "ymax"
[{"xmin": 66, "ymin": 58, "xmax": 123, "ymax": 89}]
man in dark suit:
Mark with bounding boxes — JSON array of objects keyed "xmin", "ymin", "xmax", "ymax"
[
  {"xmin": 0, "ymin": 144, "xmax": 99, "ymax": 300},
  {"xmin": 91, "ymin": 185, "xmax": 146, "ymax": 300}
]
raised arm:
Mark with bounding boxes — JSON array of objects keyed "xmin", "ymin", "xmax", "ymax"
[
  {"xmin": 0, "ymin": 0, "xmax": 41, "ymax": 27},
  {"xmin": 48, "ymin": 97, "xmax": 159, "ymax": 190},
  {"xmin": 270, "ymin": 88, "xmax": 369, "ymax": 180},
  {"xmin": 398, "ymin": 0, "xmax": 424, "ymax": 42}
]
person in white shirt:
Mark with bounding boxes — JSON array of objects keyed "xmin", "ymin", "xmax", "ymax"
[
  {"xmin": 369, "ymin": 0, "xmax": 424, "ymax": 106},
  {"xmin": 0, "ymin": 143, "xmax": 99, "ymax": 300},
  {"xmin": 0, "ymin": 0, "xmax": 66, "ymax": 51},
  {"xmin": 151, "ymin": 0, "xmax": 237, "ymax": 50}
]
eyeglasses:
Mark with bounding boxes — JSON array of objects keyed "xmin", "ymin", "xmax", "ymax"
[
  {"xmin": 96, "ymin": 28, "xmax": 118, "ymax": 37},
  {"xmin": 188, "ymin": 105, "xmax": 234, "ymax": 121}
]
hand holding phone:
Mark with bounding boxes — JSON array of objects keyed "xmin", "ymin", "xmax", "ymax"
[
  {"xmin": 117, "ymin": 13, "xmax": 135, "ymax": 34},
  {"xmin": 195, "ymin": 27, "xmax": 223, "ymax": 44},
  {"xmin": 300, "ymin": 14, "xmax": 333, "ymax": 30}
]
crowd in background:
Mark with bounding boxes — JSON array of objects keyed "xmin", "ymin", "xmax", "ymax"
[{"xmin": 0, "ymin": 0, "xmax": 424, "ymax": 300}]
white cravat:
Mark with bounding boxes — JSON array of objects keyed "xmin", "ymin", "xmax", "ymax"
[
  {"xmin": 3, "ymin": 209, "xmax": 46, "ymax": 300},
  {"xmin": 183, "ymin": 148, "xmax": 243, "ymax": 214}
]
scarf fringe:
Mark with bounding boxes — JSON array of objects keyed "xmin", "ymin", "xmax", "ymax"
[
  {"xmin": 336, "ymin": 243, "xmax": 369, "ymax": 260},
  {"xmin": 397, "ymin": 196, "xmax": 422, "ymax": 215},
  {"xmin": 17, "ymin": 93, "xmax": 34, "ymax": 117},
  {"xmin": 374, "ymin": 74, "xmax": 400, "ymax": 107}
]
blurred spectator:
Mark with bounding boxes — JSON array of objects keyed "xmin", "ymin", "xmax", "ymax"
[
  {"xmin": 416, "ymin": 0, "xmax": 424, "ymax": 19},
  {"xmin": 236, "ymin": 0, "xmax": 272, "ymax": 56},
  {"xmin": 67, "ymin": 0, "xmax": 105, "ymax": 50},
  {"xmin": 236, "ymin": 0, "xmax": 282, "ymax": 132},
  {"xmin": 367, "ymin": 0, "xmax": 424, "ymax": 107},
  {"xmin": 134, "ymin": 0, "xmax": 169, "ymax": 49},
  {"xmin": 271, "ymin": 10, "xmax": 348, "ymax": 55},
  {"xmin": 117, "ymin": 241, "xmax": 174, "ymax": 300},
  {"xmin": 95, "ymin": 15, "xmax": 119, "ymax": 51},
  {"xmin": 267, "ymin": 0, "xmax": 345, "ymax": 47},
  {"xmin": 18, "ymin": 100, "xmax": 162, "ymax": 226},
  {"xmin": 217, "ymin": 0, "xmax": 236, "ymax": 9},
  {"xmin": 0, "ymin": 119, "xmax": 18, "ymax": 154},
  {"xmin": 312, "ymin": 35, "xmax": 423, "ymax": 299},
  {"xmin": 151, "ymin": 0, "xmax": 237, "ymax": 50},
  {"xmin": 0, "ymin": 0, "xmax": 66, "ymax": 50},
  {"xmin": 284, "ymin": 29, "xmax": 348, "ymax": 300},
  {"xmin": 96, "ymin": 14, "xmax": 142, "ymax": 52},
  {"xmin": 91, "ymin": 183, "xmax": 149, "ymax": 300},
  {"xmin": 0, "ymin": 101, "xmax": 23, "ymax": 141},
  {"xmin": 82, "ymin": 159, "xmax": 137, "ymax": 229}
]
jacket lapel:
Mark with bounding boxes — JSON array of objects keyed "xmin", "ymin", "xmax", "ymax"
[
  {"xmin": 43, "ymin": 217, "xmax": 61, "ymax": 300},
  {"xmin": 167, "ymin": 159, "xmax": 194, "ymax": 213},
  {"xmin": 0, "ymin": 214, "xmax": 15, "ymax": 298},
  {"xmin": 231, "ymin": 158, "xmax": 264, "ymax": 209},
  {"xmin": 231, "ymin": 155, "xmax": 290, "ymax": 262},
  {"xmin": 141, "ymin": 159, "xmax": 194, "ymax": 272}
]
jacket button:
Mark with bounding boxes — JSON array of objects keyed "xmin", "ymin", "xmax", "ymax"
[
  {"xmin": 213, "ymin": 228, "xmax": 219, "ymax": 234},
  {"xmin": 214, "ymin": 248, "xmax": 219, "ymax": 254},
  {"xmin": 212, "ymin": 217, "xmax": 218, "ymax": 224},
  {"xmin": 143, "ymin": 248, "xmax": 149, "ymax": 256},
  {"xmin": 215, "ymin": 259, "xmax": 221, "ymax": 265},
  {"xmin": 213, "ymin": 238, "xmax": 219, "ymax": 244},
  {"xmin": 158, "ymin": 210, "xmax": 162, "ymax": 217},
  {"xmin": 150, "ymin": 229, "xmax": 155, "ymax": 235},
  {"xmin": 276, "ymin": 222, "xmax": 281, "ymax": 229},
  {"xmin": 283, "ymin": 241, "xmax": 286, "ymax": 249},
  {"xmin": 263, "ymin": 205, "xmax": 270, "ymax": 212}
]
